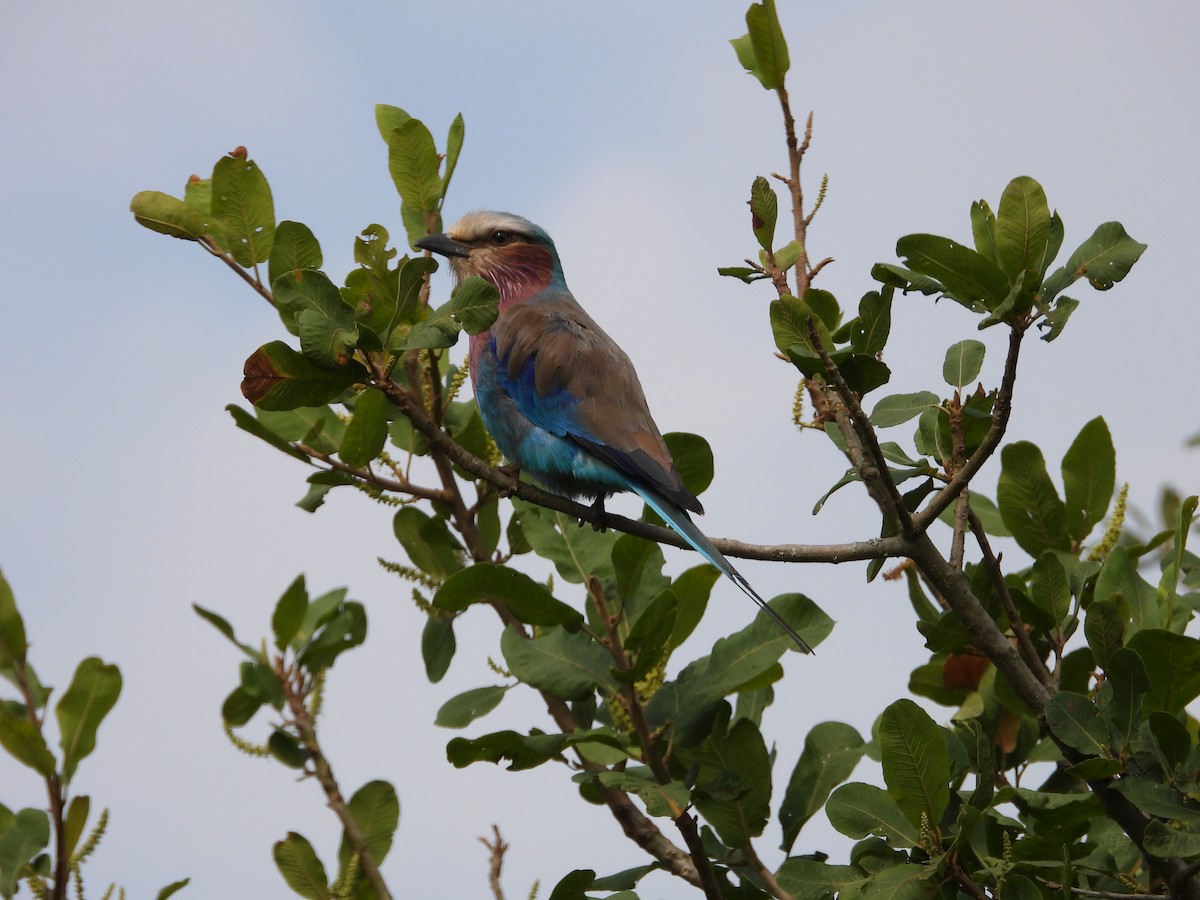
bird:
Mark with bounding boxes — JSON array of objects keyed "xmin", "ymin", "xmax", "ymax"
[{"xmin": 415, "ymin": 211, "xmax": 811, "ymax": 653}]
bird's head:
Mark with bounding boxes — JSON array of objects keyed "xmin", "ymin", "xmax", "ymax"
[{"xmin": 415, "ymin": 211, "xmax": 565, "ymax": 304}]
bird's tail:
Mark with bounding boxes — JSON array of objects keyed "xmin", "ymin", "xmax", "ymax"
[{"xmin": 633, "ymin": 486, "xmax": 813, "ymax": 654}]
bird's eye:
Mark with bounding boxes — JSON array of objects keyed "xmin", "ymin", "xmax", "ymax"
[{"xmin": 490, "ymin": 230, "xmax": 513, "ymax": 245}]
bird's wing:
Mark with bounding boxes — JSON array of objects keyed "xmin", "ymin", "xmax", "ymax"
[{"xmin": 489, "ymin": 295, "xmax": 703, "ymax": 514}]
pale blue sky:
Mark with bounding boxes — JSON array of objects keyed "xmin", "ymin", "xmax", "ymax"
[{"xmin": 2, "ymin": 2, "xmax": 1197, "ymax": 897}]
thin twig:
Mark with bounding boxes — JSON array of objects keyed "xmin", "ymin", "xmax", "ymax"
[
  {"xmin": 478, "ymin": 825, "xmax": 508, "ymax": 900},
  {"xmin": 280, "ymin": 668, "xmax": 393, "ymax": 900},
  {"xmin": 1037, "ymin": 879, "xmax": 1162, "ymax": 899},
  {"xmin": 808, "ymin": 321, "xmax": 913, "ymax": 535},
  {"xmin": 15, "ymin": 659, "xmax": 66, "ymax": 900},
  {"xmin": 967, "ymin": 509, "xmax": 1053, "ymax": 688},
  {"xmin": 913, "ymin": 321, "xmax": 1027, "ymax": 532},
  {"xmin": 741, "ymin": 842, "xmax": 795, "ymax": 900},
  {"xmin": 197, "ymin": 236, "xmax": 275, "ymax": 306},
  {"xmin": 375, "ymin": 371, "xmax": 903, "ymax": 564},
  {"xmin": 294, "ymin": 443, "xmax": 450, "ymax": 504},
  {"xmin": 591, "ymin": 578, "xmax": 725, "ymax": 900}
]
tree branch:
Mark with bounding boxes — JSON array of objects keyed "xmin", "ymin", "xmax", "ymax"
[
  {"xmin": 478, "ymin": 825, "xmax": 508, "ymax": 900},
  {"xmin": 197, "ymin": 236, "xmax": 275, "ymax": 306},
  {"xmin": 591, "ymin": 578, "xmax": 725, "ymax": 900},
  {"xmin": 967, "ymin": 509, "xmax": 1052, "ymax": 688},
  {"xmin": 912, "ymin": 320, "xmax": 1027, "ymax": 533},
  {"xmin": 373, "ymin": 372, "xmax": 903, "ymax": 564},
  {"xmin": 279, "ymin": 666, "xmax": 393, "ymax": 900}
]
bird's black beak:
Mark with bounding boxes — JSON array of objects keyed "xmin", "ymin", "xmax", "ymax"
[{"xmin": 415, "ymin": 233, "xmax": 471, "ymax": 258}]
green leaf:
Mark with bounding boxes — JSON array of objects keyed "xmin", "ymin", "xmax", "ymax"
[
  {"xmin": 443, "ymin": 113, "xmax": 465, "ymax": 191},
  {"xmin": 220, "ymin": 687, "xmax": 262, "ymax": 727},
  {"xmin": 393, "ymin": 506, "xmax": 465, "ymax": 579},
  {"xmin": 1044, "ymin": 690, "xmax": 1108, "ymax": 756},
  {"xmin": 1144, "ymin": 819, "xmax": 1200, "ymax": 858},
  {"xmin": 826, "ymin": 782, "xmax": 922, "ymax": 847},
  {"xmin": 435, "ymin": 686, "xmax": 508, "ymax": 729},
  {"xmin": 691, "ymin": 717, "xmax": 772, "ymax": 845},
  {"xmin": 501, "ymin": 627, "xmax": 617, "ymax": 701},
  {"xmin": 387, "ymin": 118, "xmax": 443, "ymax": 216},
  {"xmin": 447, "ymin": 728, "xmax": 622, "ymax": 771},
  {"xmin": 859, "ymin": 864, "xmax": 935, "ymax": 899},
  {"xmin": 256, "ymin": 405, "xmax": 345, "ymax": 454},
  {"xmin": 871, "ymin": 262, "xmax": 945, "ymax": 296},
  {"xmin": 154, "ymin": 879, "xmax": 191, "ymax": 900},
  {"xmin": 644, "ymin": 595, "xmax": 832, "ymax": 732},
  {"xmin": 1103, "ymin": 646, "xmax": 1149, "ymax": 749},
  {"xmin": 770, "ymin": 294, "xmax": 831, "ymax": 357},
  {"xmin": 338, "ymin": 389, "xmax": 388, "ymax": 468},
  {"xmin": 420, "ymin": 616, "xmax": 455, "ymax": 684},
  {"xmin": 1126, "ymin": 630, "xmax": 1200, "ymax": 715},
  {"xmin": 594, "ymin": 772, "xmax": 689, "ymax": 819},
  {"xmin": 225, "ymin": 404, "xmax": 310, "ymax": 463},
  {"xmin": 852, "ymin": 289, "xmax": 892, "ymax": 356},
  {"xmin": 1039, "ymin": 294, "xmax": 1079, "ymax": 342},
  {"xmin": 129, "ymin": 190, "xmax": 207, "ymax": 241},
  {"xmin": 0, "ymin": 705, "xmax": 56, "ymax": 776},
  {"xmin": 272, "ymin": 832, "xmax": 329, "ymax": 900},
  {"xmin": 513, "ymin": 502, "xmax": 617, "ymax": 585},
  {"xmin": 1031, "ymin": 553, "xmax": 1071, "ymax": 631},
  {"xmin": 272, "ymin": 574, "xmax": 308, "ymax": 652},
  {"xmin": 0, "ymin": 569, "xmax": 26, "ymax": 670},
  {"xmin": 374, "ymin": 104, "xmax": 411, "ymax": 143},
  {"xmin": 777, "ymin": 860, "xmax": 863, "ymax": 898},
  {"xmin": 970, "ymin": 198, "xmax": 998, "ymax": 262},
  {"xmin": 241, "ymin": 341, "xmax": 365, "ymax": 411},
  {"xmin": 268, "ymin": 730, "xmax": 309, "ymax": 768},
  {"xmin": 297, "ymin": 602, "xmax": 367, "ymax": 671},
  {"xmin": 0, "ymin": 808, "xmax": 50, "ymax": 899},
  {"xmin": 55, "ymin": 657, "xmax": 121, "ymax": 784},
  {"xmin": 338, "ymin": 780, "xmax": 399, "ymax": 873},
  {"xmin": 274, "ymin": 270, "xmax": 359, "ymax": 368},
  {"xmin": 773, "ymin": 239, "xmax": 802, "ymax": 271},
  {"xmin": 434, "ymin": 563, "xmax": 583, "ymax": 628},
  {"xmin": 211, "ymin": 153, "xmax": 274, "ymax": 266},
  {"xmin": 994, "ymin": 176, "xmax": 1051, "ymax": 283},
  {"xmin": 663, "ymin": 432, "xmax": 713, "ymax": 498},
  {"xmin": 392, "ymin": 275, "xmax": 500, "ymax": 351},
  {"xmin": 895, "ymin": 234, "xmax": 1011, "ymax": 310},
  {"xmin": 1159, "ymin": 495, "xmax": 1198, "ymax": 623},
  {"xmin": 194, "ymin": 604, "xmax": 262, "ymax": 659},
  {"xmin": 623, "ymin": 591, "xmax": 677, "ymax": 681},
  {"xmin": 1148, "ymin": 711, "xmax": 1191, "ymax": 771},
  {"xmin": 871, "ymin": 392, "xmax": 940, "ymax": 428},
  {"xmin": 741, "ymin": 0, "xmax": 789, "ymax": 90},
  {"xmin": 1043, "ymin": 221, "xmax": 1148, "ymax": 300},
  {"xmin": 667, "ymin": 565, "xmax": 719, "ymax": 650},
  {"xmin": 1061, "ymin": 417, "xmax": 1115, "ymax": 542},
  {"xmin": 879, "ymin": 699, "xmax": 950, "ymax": 827},
  {"xmin": 1084, "ymin": 599, "xmax": 1124, "ymax": 669},
  {"xmin": 1096, "ymin": 546, "xmax": 1159, "ymax": 635},
  {"xmin": 295, "ymin": 470, "xmax": 356, "ymax": 513},
  {"xmin": 997, "ymin": 441, "xmax": 1070, "ymax": 557},
  {"xmin": 717, "ymin": 265, "xmax": 764, "ymax": 283},
  {"xmin": 942, "ymin": 339, "xmax": 986, "ymax": 388},
  {"xmin": 749, "ymin": 175, "xmax": 777, "ymax": 252},
  {"xmin": 779, "ymin": 722, "xmax": 865, "ymax": 852},
  {"xmin": 63, "ymin": 796, "xmax": 89, "ymax": 861},
  {"xmin": 268, "ymin": 220, "xmax": 322, "ymax": 287}
]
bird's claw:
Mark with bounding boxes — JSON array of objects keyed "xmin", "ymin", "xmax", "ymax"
[
  {"xmin": 497, "ymin": 463, "xmax": 521, "ymax": 498},
  {"xmin": 585, "ymin": 496, "xmax": 608, "ymax": 533}
]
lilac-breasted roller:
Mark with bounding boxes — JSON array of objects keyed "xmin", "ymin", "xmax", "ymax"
[{"xmin": 416, "ymin": 211, "xmax": 810, "ymax": 652}]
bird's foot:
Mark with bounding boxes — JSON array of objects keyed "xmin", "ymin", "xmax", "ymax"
[
  {"xmin": 496, "ymin": 464, "xmax": 521, "ymax": 498},
  {"xmin": 585, "ymin": 496, "xmax": 608, "ymax": 533}
]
